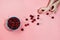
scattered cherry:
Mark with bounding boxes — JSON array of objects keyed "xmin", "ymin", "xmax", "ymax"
[
  {"xmin": 25, "ymin": 18, "xmax": 28, "ymax": 21},
  {"xmin": 37, "ymin": 23, "xmax": 39, "ymax": 25},
  {"xmin": 51, "ymin": 16, "xmax": 54, "ymax": 19},
  {"xmin": 31, "ymin": 19, "xmax": 36, "ymax": 23},
  {"xmin": 24, "ymin": 23, "xmax": 29, "ymax": 27},
  {"xmin": 46, "ymin": 13, "xmax": 49, "ymax": 15},
  {"xmin": 21, "ymin": 28, "xmax": 24, "ymax": 31}
]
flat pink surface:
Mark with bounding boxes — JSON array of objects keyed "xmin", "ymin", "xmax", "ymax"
[{"xmin": 0, "ymin": 0, "xmax": 60, "ymax": 40}]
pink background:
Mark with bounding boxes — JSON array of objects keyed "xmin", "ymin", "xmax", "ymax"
[{"xmin": 0, "ymin": 0, "xmax": 60, "ymax": 40}]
